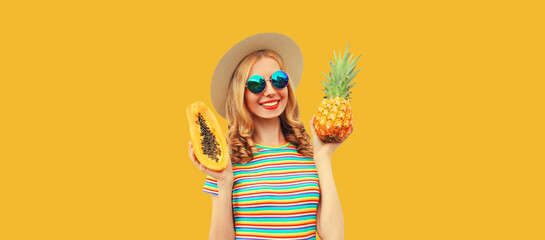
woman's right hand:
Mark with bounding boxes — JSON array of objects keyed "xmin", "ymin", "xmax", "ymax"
[{"xmin": 188, "ymin": 136, "xmax": 233, "ymax": 184}]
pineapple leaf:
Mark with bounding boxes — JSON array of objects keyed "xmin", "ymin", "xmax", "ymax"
[
  {"xmin": 351, "ymin": 54, "xmax": 362, "ymax": 65},
  {"xmin": 320, "ymin": 80, "xmax": 326, "ymax": 87},
  {"xmin": 349, "ymin": 69, "xmax": 362, "ymax": 78},
  {"xmin": 347, "ymin": 64, "xmax": 356, "ymax": 76},
  {"xmin": 323, "ymin": 42, "xmax": 362, "ymax": 98},
  {"xmin": 322, "ymin": 72, "xmax": 330, "ymax": 81}
]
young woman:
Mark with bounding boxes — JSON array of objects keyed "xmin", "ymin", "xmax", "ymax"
[{"xmin": 188, "ymin": 33, "xmax": 352, "ymax": 240}]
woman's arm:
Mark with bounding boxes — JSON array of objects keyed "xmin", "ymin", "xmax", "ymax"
[
  {"xmin": 209, "ymin": 180, "xmax": 235, "ymax": 240},
  {"xmin": 309, "ymin": 116, "xmax": 353, "ymax": 240},
  {"xmin": 189, "ymin": 141, "xmax": 235, "ymax": 240},
  {"xmin": 315, "ymin": 155, "xmax": 344, "ymax": 240}
]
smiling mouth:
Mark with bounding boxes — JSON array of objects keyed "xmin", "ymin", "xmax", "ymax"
[{"xmin": 260, "ymin": 100, "xmax": 279, "ymax": 107}]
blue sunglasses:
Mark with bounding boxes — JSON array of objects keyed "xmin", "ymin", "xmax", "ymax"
[{"xmin": 246, "ymin": 70, "xmax": 289, "ymax": 94}]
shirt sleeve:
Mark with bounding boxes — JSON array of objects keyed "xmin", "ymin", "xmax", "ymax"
[{"xmin": 203, "ymin": 175, "xmax": 219, "ymax": 196}]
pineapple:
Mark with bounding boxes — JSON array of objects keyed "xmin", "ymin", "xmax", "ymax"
[{"xmin": 314, "ymin": 43, "xmax": 361, "ymax": 143}]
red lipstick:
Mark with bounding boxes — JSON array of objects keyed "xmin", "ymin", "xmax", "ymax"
[{"xmin": 260, "ymin": 99, "xmax": 280, "ymax": 110}]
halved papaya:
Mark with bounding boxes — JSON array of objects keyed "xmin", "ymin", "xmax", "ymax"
[{"xmin": 186, "ymin": 101, "xmax": 228, "ymax": 171}]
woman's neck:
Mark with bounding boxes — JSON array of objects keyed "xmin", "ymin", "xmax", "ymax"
[{"xmin": 252, "ymin": 116, "xmax": 286, "ymax": 146}]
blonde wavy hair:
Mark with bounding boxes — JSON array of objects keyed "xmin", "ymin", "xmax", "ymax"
[{"xmin": 225, "ymin": 49, "xmax": 313, "ymax": 164}]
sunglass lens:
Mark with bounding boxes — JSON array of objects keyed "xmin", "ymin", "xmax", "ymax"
[
  {"xmin": 272, "ymin": 70, "xmax": 289, "ymax": 89},
  {"xmin": 247, "ymin": 75, "xmax": 265, "ymax": 94}
]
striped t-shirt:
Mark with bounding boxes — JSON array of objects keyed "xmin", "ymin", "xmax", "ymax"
[{"xmin": 203, "ymin": 142, "xmax": 320, "ymax": 240}]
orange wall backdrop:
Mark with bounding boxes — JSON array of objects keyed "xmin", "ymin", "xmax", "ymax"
[{"xmin": 2, "ymin": 0, "xmax": 544, "ymax": 239}]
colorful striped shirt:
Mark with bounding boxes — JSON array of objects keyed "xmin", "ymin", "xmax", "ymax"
[{"xmin": 203, "ymin": 142, "xmax": 320, "ymax": 240}]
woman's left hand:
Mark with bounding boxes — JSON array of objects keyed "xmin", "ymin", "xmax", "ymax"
[{"xmin": 309, "ymin": 115, "xmax": 354, "ymax": 158}]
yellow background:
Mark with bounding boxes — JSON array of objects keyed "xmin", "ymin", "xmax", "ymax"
[{"xmin": 1, "ymin": 0, "xmax": 544, "ymax": 239}]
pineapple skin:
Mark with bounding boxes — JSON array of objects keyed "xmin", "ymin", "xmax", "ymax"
[
  {"xmin": 314, "ymin": 96, "xmax": 352, "ymax": 143},
  {"xmin": 315, "ymin": 43, "xmax": 359, "ymax": 143}
]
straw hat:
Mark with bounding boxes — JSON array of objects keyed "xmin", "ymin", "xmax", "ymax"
[{"xmin": 210, "ymin": 32, "xmax": 303, "ymax": 119}]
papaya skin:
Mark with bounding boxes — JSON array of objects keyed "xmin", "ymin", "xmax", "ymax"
[{"xmin": 186, "ymin": 101, "xmax": 229, "ymax": 171}]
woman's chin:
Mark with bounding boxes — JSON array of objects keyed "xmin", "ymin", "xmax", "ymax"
[{"xmin": 253, "ymin": 111, "xmax": 282, "ymax": 120}]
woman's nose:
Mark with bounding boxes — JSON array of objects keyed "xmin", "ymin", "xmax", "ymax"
[{"xmin": 262, "ymin": 80, "xmax": 277, "ymax": 96}]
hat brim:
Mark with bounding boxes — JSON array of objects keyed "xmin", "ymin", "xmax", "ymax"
[{"xmin": 210, "ymin": 32, "xmax": 303, "ymax": 119}]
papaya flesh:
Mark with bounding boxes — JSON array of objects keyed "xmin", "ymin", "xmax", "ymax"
[{"xmin": 186, "ymin": 101, "xmax": 228, "ymax": 171}]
